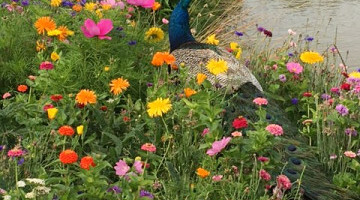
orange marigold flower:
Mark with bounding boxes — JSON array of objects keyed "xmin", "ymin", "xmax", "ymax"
[
  {"xmin": 161, "ymin": 52, "xmax": 175, "ymax": 65},
  {"xmin": 196, "ymin": 73, "xmax": 207, "ymax": 85},
  {"xmin": 109, "ymin": 77, "xmax": 130, "ymax": 95},
  {"xmin": 34, "ymin": 16, "xmax": 56, "ymax": 35},
  {"xmin": 57, "ymin": 26, "xmax": 74, "ymax": 41},
  {"xmin": 80, "ymin": 156, "xmax": 96, "ymax": 170},
  {"xmin": 75, "ymin": 89, "xmax": 97, "ymax": 105},
  {"xmin": 36, "ymin": 41, "xmax": 46, "ymax": 52},
  {"xmin": 152, "ymin": 2, "xmax": 161, "ymax": 11},
  {"xmin": 58, "ymin": 125, "xmax": 75, "ymax": 136},
  {"xmin": 151, "ymin": 52, "xmax": 164, "ymax": 67},
  {"xmin": 17, "ymin": 85, "xmax": 28, "ymax": 93},
  {"xmin": 184, "ymin": 88, "xmax": 197, "ymax": 98},
  {"xmin": 196, "ymin": 167, "xmax": 210, "ymax": 178},
  {"xmin": 59, "ymin": 149, "xmax": 78, "ymax": 164},
  {"xmin": 72, "ymin": 4, "xmax": 82, "ymax": 12}
]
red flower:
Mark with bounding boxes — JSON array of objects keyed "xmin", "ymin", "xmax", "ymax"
[
  {"xmin": 59, "ymin": 149, "xmax": 78, "ymax": 164},
  {"xmin": 58, "ymin": 125, "xmax": 75, "ymax": 136},
  {"xmin": 80, "ymin": 156, "xmax": 96, "ymax": 170},
  {"xmin": 302, "ymin": 92, "xmax": 312, "ymax": 97},
  {"xmin": 341, "ymin": 83, "xmax": 351, "ymax": 91},
  {"xmin": 100, "ymin": 106, "xmax": 107, "ymax": 111},
  {"xmin": 123, "ymin": 116, "xmax": 130, "ymax": 122},
  {"xmin": 232, "ymin": 116, "xmax": 248, "ymax": 129},
  {"xmin": 77, "ymin": 103, "xmax": 85, "ymax": 109},
  {"xmin": 263, "ymin": 29, "xmax": 272, "ymax": 37},
  {"xmin": 17, "ymin": 85, "xmax": 28, "ymax": 93},
  {"xmin": 341, "ymin": 72, "xmax": 349, "ymax": 78},
  {"xmin": 43, "ymin": 104, "xmax": 54, "ymax": 111},
  {"xmin": 51, "ymin": 94, "xmax": 63, "ymax": 102}
]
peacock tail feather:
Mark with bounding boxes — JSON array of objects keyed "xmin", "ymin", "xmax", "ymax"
[{"xmin": 169, "ymin": 0, "xmax": 359, "ymax": 199}]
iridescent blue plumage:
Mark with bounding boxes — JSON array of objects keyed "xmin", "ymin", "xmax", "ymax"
[{"xmin": 169, "ymin": 0, "xmax": 196, "ymax": 52}]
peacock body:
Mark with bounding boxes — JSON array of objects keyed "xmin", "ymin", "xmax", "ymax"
[{"xmin": 169, "ymin": 0, "xmax": 359, "ymax": 199}]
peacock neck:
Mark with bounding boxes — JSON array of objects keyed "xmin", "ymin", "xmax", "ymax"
[{"xmin": 169, "ymin": 0, "xmax": 196, "ymax": 52}]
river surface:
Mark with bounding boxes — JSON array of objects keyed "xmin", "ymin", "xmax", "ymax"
[{"xmin": 242, "ymin": 0, "xmax": 360, "ymax": 71}]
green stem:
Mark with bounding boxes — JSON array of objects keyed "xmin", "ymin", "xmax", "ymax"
[{"xmin": 15, "ymin": 159, "xmax": 19, "ymax": 192}]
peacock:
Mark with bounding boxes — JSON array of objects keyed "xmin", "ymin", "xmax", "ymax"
[{"xmin": 169, "ymin": 0, "xmax": 359, "ymax": 199}]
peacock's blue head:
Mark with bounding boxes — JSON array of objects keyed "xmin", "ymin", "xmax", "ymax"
[{"xmin": 169, "ymin": 0, "xmax": 195, "ymax": 52}]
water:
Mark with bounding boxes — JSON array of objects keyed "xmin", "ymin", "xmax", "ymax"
[{"xmin": 243, "ymin": 0, "xmax": 360, "ymax": 71}]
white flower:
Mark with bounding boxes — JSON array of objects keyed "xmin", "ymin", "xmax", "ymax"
[
  {"xmin": 287, "ymin": 29, "xmax": 296, "ymax": 35},
  {"xmin": 25, "ymin": 178, "xmax": 45, "ymax": 185},
  {"xmin": 16, "ymin": 181, "xmax": 26, "ymax": 188},
  {"xmin": 34, "ymin": 186, "xmax": 51, "ymax": 194},
  {"xmin": 3, "ymin": 195, "xmax": 11, "ymax": 200},
  {"xmin": 25, "ymin": 192, "xmax": 36, "ymax": 199}
]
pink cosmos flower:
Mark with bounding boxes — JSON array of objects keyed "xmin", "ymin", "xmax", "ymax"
[
  {"xmin": 259, "ymin": 169, "xmax": 271, "ymax": 181},
  {"xmin": 126, "ymin": 0, "xmax": 154, "ymax": 8},
  {"xmin": 133, "ymin": 160, "xmax": 143, "ymax": 174},
  {"xmin": 206, "ymin": 137, "xmax": 231, "ymax": 156},
  {"xmin": 39, "ymin": 61, "xmax": 54, "ymax": 70},
  {"xmin": 2, "ymin": 92, "xmax": 11, "ymax": 99},
  {"xmin": 276, "ymin": 175, "xmax": 292, "ymax": 190},
  {"xmin": 344, "ymin": 151, "xmax": 356, "ymax": 158},
  {"xmin": 162, "ymin": 18, "xmax": 169, "ymax": 24},
  {"xmin": 286, "ymin": 62, "xmax": 303, "ymax": 75},
  {"xmin": 212, "ymin": 175, "xmax": 223, "ymax": 182},
  {"xmin": 265, "ymin": 124, "xmax": 283, "ymax": 136},
  {"xmin": 101, "ymin": 0, "xmax": 125, "ymax": 9},
  {"xmin": 141, "ymin": 143, "xmax": 156, "ymax": 152},
  {"xmin": 81, "ymin": 19, "xmax": 113, "ymax": 40},
  {"xmin": 253, "ymin": 97, "xmax": 268, "ymax": 106},
  {"xmin": 114, "ymin": 160, "xmax": 130, "ymax": 176}
]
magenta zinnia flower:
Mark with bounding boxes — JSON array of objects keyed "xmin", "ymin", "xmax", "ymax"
[
  {"xmin": 141, "ymin": 143, "xmax": 156, "ymax": 152},
  {"xmin": 206, "ymin": 137, "xmax": 231, "ymax": 156},
  {"xmin": 286, "ymin": 62, "xmax": 303, "ymax": 75},
  {"xmin": 276, "ymin": 175, "xmax": 292, "ymax": 190},
  {"xmin": 81, "ymin": 19, "xmax": 113, "ymax": 40},
  {"xmin": 259, "ymin": 169, "xmax": 271, "ymax": 181},
  {"xmin": 126, "ymin": 0, "xmax": 154, "ymax": 8},
  {"xmin": 114, "ymin": 160, "xmax": 130, "ymax": 176},
  {"xmin": 7, "ymin": 148, "xmax": 24, "ymax": 158},
  {"xmin": 265, "ymin": 124, "xmax": 283, "ymax": 136},
  {"xmin": 39, "ymin": 61, "xmax": 54, "ymax": 70}
]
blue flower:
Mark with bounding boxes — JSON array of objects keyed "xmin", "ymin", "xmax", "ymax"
[
  {"xmin": 62, "ymin": 1, "xmax": 74, "ymax": 7},
  {"xmin": 18, "ymin": 158, "xmax": 25, "ymax": 166},
  {"xmin": 21, "ymin": 0, "xmax": 29, "ymax": 6},
  {"xmin": 0, "ymin": 145, "xmax": 3, "ymax": 151},
  {"xmin": 139, "ymin": 190, "xmax": 154, "ymax": 199},
  {"xmin": 235, "ymin": 31, "xmax": 243, "ymax": 37},
  {"xmin": 288, "ymin": 52, "xmax": 294, "ymax": 57},
  {"xmin": 305, "ymin": 36, "xmax": 314, "ymax": 42},
  {"xmin": 257, "ymin": 26, "xmax": 264, "ymax": 32},
  {"xmin": 128, "ymin": 40, "xmax": 137, "ymax": 45},
  {"xmin": 291, "ymin": 98, "xmax": 298, "ymax": 105},
  {"xmin": 107, "ymin": 186, "xmax": 122, "ymax": 194}
]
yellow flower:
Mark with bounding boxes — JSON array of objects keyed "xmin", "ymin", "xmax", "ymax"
[
  {"xmin": 152, "ymin": 2, "xmax": 161, "ymax": 11},
  {"xmin": 206, "ymin": 59, "xmax": 228, "ymax": 75},
  {"xmin": 104, "ymin": 66, "xmax": 110, "ymax": 71},
  {"xmin": 36, "ymin": 41, "xmax": 46, "ymax": 52},
  {"xmin": 235, "ymin": 48, "xmax": 242, "ymax": 59},
  {"xmin": 196, "ymin": 73, "xmax": 207, "ymax": 85},
  {"xmin": 75, "ymin": 89, "xmax": 97, "ymax": 105},
  {"xmin": 109, "ymin": 77, "xmax": 130, "ymax": 95},
  {"xmin": 85, "ymin": 2, "xmax": 97, "ymax": 11},
  {"xmin": 51, "ymin": 52, "xmax": 60, "ymax": 61},
  {"xmin": 184, "ymin": 88, "xmax": 197, "ymax": 98},
  {"xmin": 101, "ymin": 4, "xmax": 111, "ymax": 10},
  {"xmin": 147, "ymin": 98, "xmax": 172, "ymax": 118},
  {"xmin": 57, "ymin": 26, "xmax": 74, "ymax": 41},
  {"xmin": 47, "ymin": 29, "xmax": 62, "ymax": 36},
  {"xmin": 145, "ymin": 27, "xmax": 164, "ymax": 43},
  {"xmin": 206, "ymin": 34, "xmax": 219, "ymax": 45},
  {"xmin": 349, "ymin": 71, "xmax": 360, "ymax": 79},
  {"xmin": 135, "ymin": 156, "xmax": 141, "ymax": 161},
  {"xmin": 47, "ymin": 108, "xmax": 58, "ymax": 120},
  {"xmin": 300, "ymin": 51, "xmax": 324, "ymax": 64},
  {"xmin": 196, "ymin": 168, "xmax": 210, "ymax": 178},
  {"xmin": 96, "ymin": 9, "xmax": 103, "ymax": 18},
  {"xmin": 50, "ymin": 0, "xmax": 62, "ymax": 7},
  {"xmin": 76, "ymin": 125, "xmax": 84, "ymax": 135},
  {"xmin": 230, "ymin": 42, "xmax": 239, "ymax": 51}
]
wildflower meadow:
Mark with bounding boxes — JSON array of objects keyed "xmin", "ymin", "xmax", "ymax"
[{"xmin": 1, "ymin": 0, "xmax": 360, "ymax": 199}]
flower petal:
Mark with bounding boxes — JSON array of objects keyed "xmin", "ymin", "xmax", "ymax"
[
  {"xmin": 97, "ymin": 19, "xmax": 113, "ymax": 36},
  {"xmin": 83, "ymin": 19, "xmax": 100, "ymax": 37}
]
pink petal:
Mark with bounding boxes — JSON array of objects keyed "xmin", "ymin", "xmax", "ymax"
[
  {"xmin": 139, "ymin": 0, "xmax": 154, "ymax": 8},
  {"xmin": 81, "ymin": 26, "xmax": 94, "ymax": 38},
  {"xmin": 84, "ymin": 19, "xmax": 100, "ymax": 36},
  {"xmin": 126, "ymin": 0, "xmax": 139, "ymax": 6},
  {"xmin": 206, "ymin": 148, "xmax": 217, "ymax": 156},
  {"xmin": 97, "ymin": 19, "xmax": 113, "ymax": 36},
  {"xmin": 98, "ymin": 35, "xmax": 112, "ymax": 40}
]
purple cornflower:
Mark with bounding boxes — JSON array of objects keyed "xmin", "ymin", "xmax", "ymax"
[
  {"xmin": 18, "ymin": 158, "xmax": 25, "ymax": 166},
  {"xmin": 357, "ymin": 68, "xmax": 360, "ymax": 73},
  {"xmin": 279, "ymin": 74, "xmax": 286, "ymax": 82},
  {"xmin": 116, "ymin": 27, "xmax": 124, "ymax": 31},
  {"xmin": 235, "ymin": 31, "xmax": 243, "ymax": 36},
  {"xmin": 107, "ymin": 186, "xmax": 122, "ymax": 194},
  {"xmin": 291, "ymin": 98, "xmax": 299, "ymax": 105},
  {"xmin": 321, "ymin": 94, "xmax": 331, "ymax": 100},
  {"xmin": 305, "ymin": 36, "xmax": 314, "ymax": 42},
  {"xmin": 128, "ymin": 40, "xmax": 137, "ymax": 45},
  {"xmin": 146, "ymin": 82, "xmax": 153, "ymax": 87},
  {"xmin": 0, "ymin": 145, "xmax": 3, "ymax": 151},
  {"xmin": 80, "ymin": 0, "xmax": 86, "ymax": 6},
  {"xmin": 288, "ymin": 52, "xmax": 294, "ymax": 57},
  {"xmin": 345, "ymin": 128, "xmax": 357, "ymax": 136},
  {"xmin": 12, "ymin": 0, "xmax": 19, "ymax": 2},
  {"xmin": 21, "ymin": 0, "xmax": 29, "ymax": 6},
  {"xmin": 62, "ymin": 1, "xmax": 74, "ymax": 7},
  {"xmin": 139, "ymin": 190, "xmax": 154, "ymax": 199},
  {"xmin": 335, "ymin": 104, "xmax": 349, "ymax": 116},
  {"xmin": 257, "ymin": 26, "xmax": 265, "ymax": 32}
]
